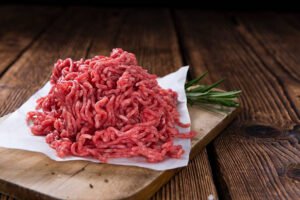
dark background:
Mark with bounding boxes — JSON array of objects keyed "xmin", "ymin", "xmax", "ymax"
[{"xmin": 1, "ymin": 0, "xmax": 300, "ymax": 10}]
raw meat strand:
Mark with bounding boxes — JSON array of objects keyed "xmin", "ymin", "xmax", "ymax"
[{"xmin": 27, "ymin": 48, "xmax": 194, "ymax": 163}]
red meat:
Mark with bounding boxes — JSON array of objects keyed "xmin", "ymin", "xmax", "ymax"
[{"xmin": 27, "ymin": 48, "xmax": 195, "ymax": 163}]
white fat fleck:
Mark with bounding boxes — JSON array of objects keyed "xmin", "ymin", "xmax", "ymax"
[{"xmin": 208, "ymin": 194, "xmax": 215, "ymax": 200}]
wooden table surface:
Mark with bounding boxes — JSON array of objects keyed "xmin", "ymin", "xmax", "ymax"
[{"xmin": 0, "ymin": 6, "xmax": 300, "ymax": 200}]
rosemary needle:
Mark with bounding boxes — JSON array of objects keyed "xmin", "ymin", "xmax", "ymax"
[{"xmin": 185, "ymin": 72, "xmax": 241, "ymax": 107}]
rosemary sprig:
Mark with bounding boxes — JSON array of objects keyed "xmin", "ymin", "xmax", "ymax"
[{"xmin": 185, "ymin": 72, "xmax": 241, "ymax": 107}]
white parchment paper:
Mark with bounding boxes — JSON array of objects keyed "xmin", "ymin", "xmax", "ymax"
[{"xmin": 0, "ymin": 66, "xmax": 191, "ymax": 170}]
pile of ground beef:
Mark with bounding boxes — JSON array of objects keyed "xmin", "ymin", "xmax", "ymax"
[{"xmin": 27, "ymin": 48, "xmax": 194, "ymax": 162}]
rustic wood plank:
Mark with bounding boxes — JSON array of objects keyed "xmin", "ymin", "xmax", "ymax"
[
  {"xmin": 151, "ymin": 149, "xmax": 218, "ymax": 200},
  {"xmin": 0, "ymin": 7, "xmax": 108, "ymax": 116},
  {"xmin": 0, "ymin": 193, "xmax": 13, "ymax": 200},
  {"xmin": 0, "ymin": 6, "xmax": 62, "ymax": 76},
  {"xmin": 175, "ymin": 11, "xmax": 300, "ymax": 199},
  {"xmin": 248, "ymin": 12, "xmax": 300, "ymax": 81},
  {"xmin": 231, "ymin": 12, "xmax": 300, "ymax": 118},
  {"xmin": 0, "ymin": 8, "xmax": 218, "ymax": 200}
]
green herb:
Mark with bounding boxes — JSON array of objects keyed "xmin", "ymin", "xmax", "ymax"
[{"xmin": 185, "ymin": 72, "xmax": 241, "ymax": 107}]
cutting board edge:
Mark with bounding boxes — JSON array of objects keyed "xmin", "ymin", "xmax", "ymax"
[
  {"xmin": 123, "ymin": 106, "xmax": 241, "ymax": 200},
  {"xmin": 0, "ymin": 106, "xmax": 240, "ymax": 200},
  {"xmin": 189, "ymin": 105, "xmax": 240, "ymax": 160},
  {"xmin": 0, "ymin": 177, "xmax": 60, "ymax": 200}
]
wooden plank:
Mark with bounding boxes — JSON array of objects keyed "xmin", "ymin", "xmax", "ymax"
[
  {"xmin": 175, "ymin": 11, "xmax": 300, "ymax": 199},
  {"xmin": 0, "ymin": 7, "xmax": 111, "ymax": 116},
  {"xmin": 151, "ymin": 149, "xmax": 217, "ymax": 200},
  {"xmin": 0, "ymin": 8, "xmax": 219, "ymax": 200},
  {"xmin": 231, "ymin": 12, "xmax": 300, "ymax": 118},
  {"xmin": 0, "ymin": 104, "xmax": 238, "ymax": 200},
  {"xmin": 0, "ymin": 193, "xmax": 14, "ymax": 200},
  {"xmin": 0, "ymin": 6, "xmax": 62, "ymax": 76}
]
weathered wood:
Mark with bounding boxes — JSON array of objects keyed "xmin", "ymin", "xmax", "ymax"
[
  {"xmin": 0, "ymin": 6, "xmax": 62, "ymax": 76},
  {"xmin": 0, "ymin": 193, "xmax": 14, "ymax": 200},
  {"xmin": 0, "ymin": 7, "xmax": 109, "ymax": 116},
  {"xmin": 0, "ymin": 8, "xmax": 220, "ymax": 200},
  {"xmin": 175, "ymin": 11, "xmax": 300, "ymax": 199},
  {"xmin": 151, "ymin": 149, "xmax": 217, "ymax": 200},
  {"xmin": 231, "ymin": 12, "xmax": 300, "ymax": 118}
]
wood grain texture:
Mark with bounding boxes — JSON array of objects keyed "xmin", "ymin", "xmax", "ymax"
[
  {"xmin": 231, "ymin": 12, "xmax": 300, "ymax": 119},
  {"xmin": 0, "ymin": 193, "xmax": 14, "ymax": 200},
  {"xmin": 0, "ymin": 7, "xmax": 219, "ymax": 200},
  {"xmin": 0, "ymin": 7, "xmax": 109, "ymax": 116},
  {"xmin": 0, "ymin": 6, "xmax": 62, "ymax": 76},
  {"xmin": 175, "ymin": 10, "xmax": 300, "ymax": 199}
]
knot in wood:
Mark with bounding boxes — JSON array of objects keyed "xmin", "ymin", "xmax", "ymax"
[
  {"xmin": 286, "ymin": 164, "xmax": 300, "ymax": 182},
  {"xmin": 244, "ymin": 124, "xmax": 281, "ymax": 138},
  {"xmin": 287, "ymin": 125, "xmax": 300, "ymax": 141}
]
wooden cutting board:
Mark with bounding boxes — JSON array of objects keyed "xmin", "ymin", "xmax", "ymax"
[{"xmin": 0, "ymin": 104, "xmax": 239, "ymax": 200}]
